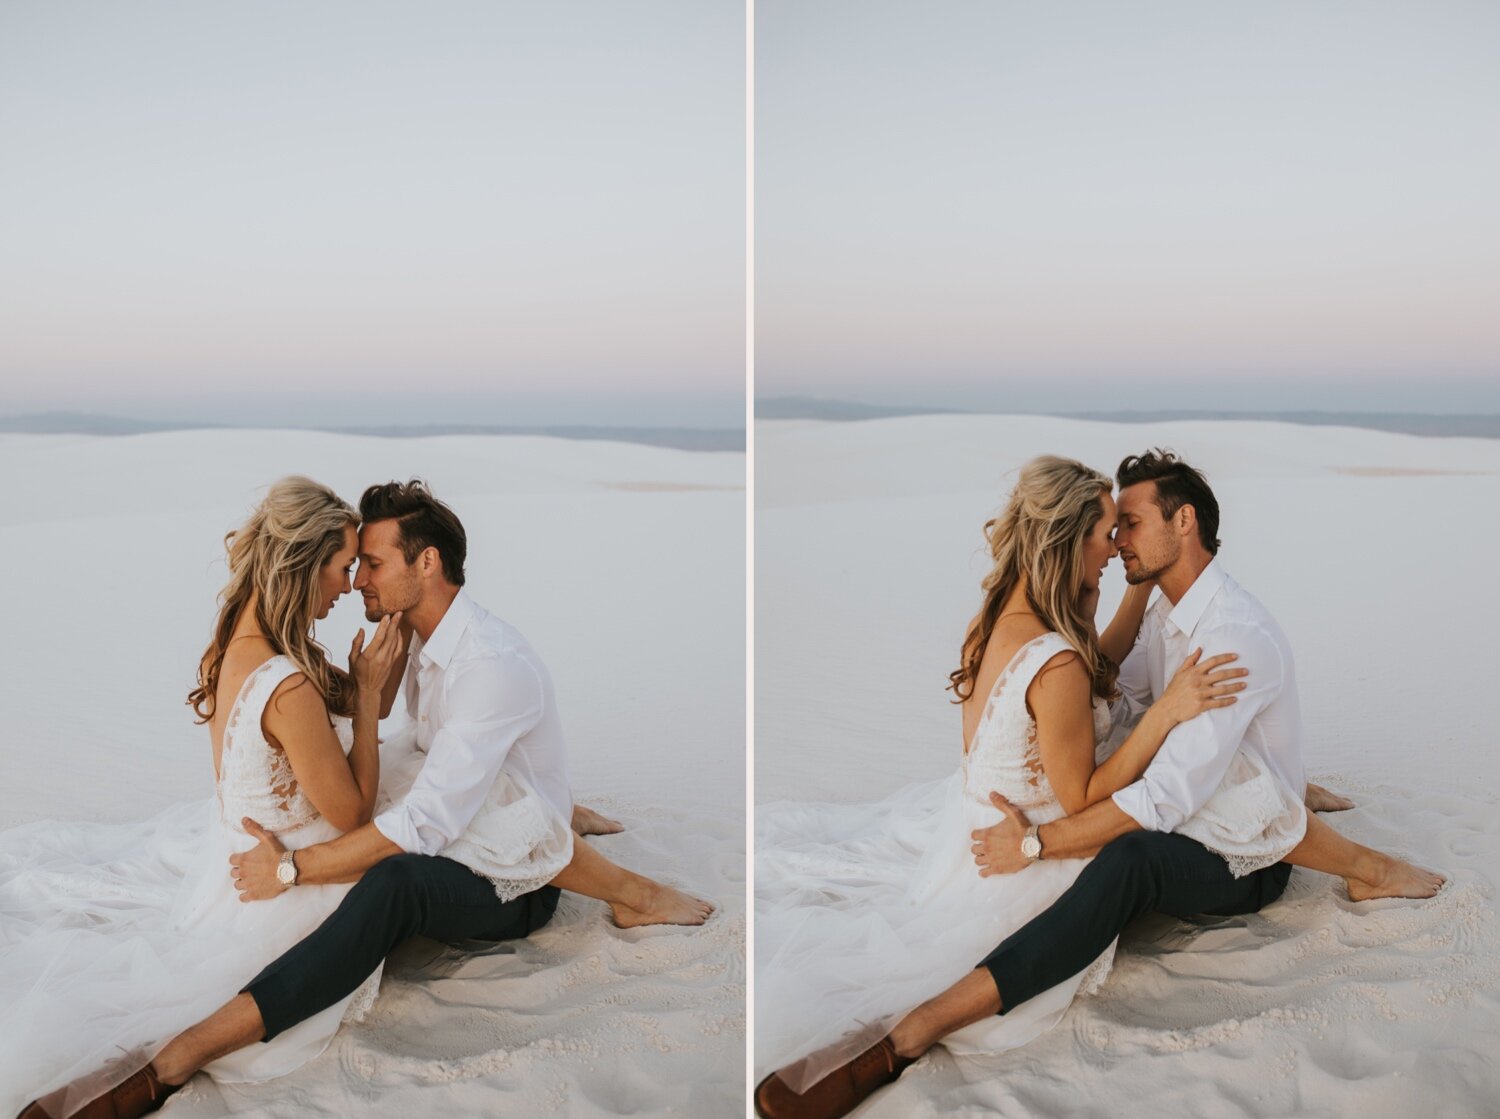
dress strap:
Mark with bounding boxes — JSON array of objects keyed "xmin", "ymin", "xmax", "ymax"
[
  {"xmin": 999, "ymin": 632, "xmax": 1077, "ymax": 703},
  {"xmin": 225, "ymin": 655, "xmax": 304, "ymax": 743}
]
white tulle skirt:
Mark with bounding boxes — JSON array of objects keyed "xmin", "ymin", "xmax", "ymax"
[
  {"xmin": 0, "ymin": 799, "xmax": 378, "ymax": 1116},
  {"xmin": 755, "ymin": 773, "xmax": 1115, "ymax": 1092}
]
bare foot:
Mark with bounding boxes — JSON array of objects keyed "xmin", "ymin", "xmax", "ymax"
[
  {"xmin": 1346, "ymin": 855, "xmax": 1446, "ymax": 901},
  {"xmin": 610, "ymin": 882, "xmax": 714, "ymax": 928},
  {"xmin": 572, "ymin": 804, "xmax": 624, "ymax": 836},
  {"xmin": 1306, "ymin": 783, "xmax": 1355, "ymax": 812}
]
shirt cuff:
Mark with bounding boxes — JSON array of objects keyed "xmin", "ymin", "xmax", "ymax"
[
  {"xmin": 1112, "ymin": 783, "xmax": 1163, "ymax": 832},
  {"xmin": 372, "ymin": 807, "xmax": 423, "ymax": 855}
]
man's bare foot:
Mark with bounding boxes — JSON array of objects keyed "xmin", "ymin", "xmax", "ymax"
[
  {"xmin": 572, "ymin": 804, "xmax": 624, "ymax": 836},
  {"xmin": 1306, "ymin": 783, "xmax": 1355, "ymax": 812},
  {"xmin": 1346, "ymin": 855, "xmax": 1446, "ymax": 901},
  {"xmin": 610, "ymin": 881, "xmax": 714, "ymax": 928}
]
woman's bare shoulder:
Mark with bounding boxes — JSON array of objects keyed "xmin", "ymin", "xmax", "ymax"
[
  {"xmin": 265, "ymin": 670, "xmax": 327, "ymax": 720},
  {"xmin": 212, "ymin": 639, "xmax": 280, "ymax": 705},
  {"xmin": 219, "ymin": 635, "xmax": 278, "ymax": 673},
  {"xmin": 983, "ymin": 612, "xmax": 1049, "ymax": 652}
]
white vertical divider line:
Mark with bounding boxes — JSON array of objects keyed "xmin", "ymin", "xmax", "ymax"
[{"xmin": 743, "ymin": 0, "xmax": 757, "ymax": 1112}]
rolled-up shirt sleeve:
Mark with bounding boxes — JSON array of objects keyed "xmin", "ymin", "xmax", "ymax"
[
  {"xmin": 373, "ymin": 652, "xmax": 544, "ymax": 856},
  {"xmin": 1112, "ymin": 622, "xmax": 1286, "ymax": 833}
]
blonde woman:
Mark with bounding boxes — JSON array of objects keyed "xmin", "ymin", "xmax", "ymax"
[
  {"xmin": 2, "ymin": 477, "xmax": 407, "ymax": 1116},
  {"xmin": 753, "ymin": 456, "xmax": 1245, "ymax": 1102}
]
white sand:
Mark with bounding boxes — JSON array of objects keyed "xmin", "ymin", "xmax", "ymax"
[
  {"xmin": 755, "ymin": 415, "xmax": 1500, "ymax": 1118},
  {"xmin": 0, "ymin": 430, "xmax": 745, "ymax": 1117}
]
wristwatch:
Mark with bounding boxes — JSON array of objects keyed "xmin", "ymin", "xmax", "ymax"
[
  {"xmin": 276, "ymin": 850, "xmax": 299, "ymax": 888},
  {"xmin": 1020, "ymin": 825, "xmax": 1044, "ymax": 862}
]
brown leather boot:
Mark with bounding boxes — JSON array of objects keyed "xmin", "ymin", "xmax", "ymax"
[
  {"xmin": 754, "ymin": 1037, "xmax": 915, "ymax": 1119},
  {"xmin": 17, "ymin": 1064, "xmax": 182, "ymax": 1119}
]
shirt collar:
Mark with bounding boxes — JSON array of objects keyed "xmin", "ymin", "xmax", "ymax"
[
  {"xmin": 1165, "ymin": 558, "xmax": 1228, "ymax": 639},
  {"xmin": 417, "ymin": 589, "xmax": 477, "ymax": 671}
]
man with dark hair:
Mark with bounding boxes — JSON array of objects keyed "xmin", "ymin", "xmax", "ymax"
[
  {"xmin": 357, "ymin": 479, "xmax": 469, "ymax": 587},
  {"xmin": 1114, "ymin": 449, "xmax": 1220, "ymax": 556},
  {"xmin": 755, "ymin": 449, "xmax": 1445, "ymax": 1119}
]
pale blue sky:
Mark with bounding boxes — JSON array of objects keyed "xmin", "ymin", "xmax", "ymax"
[
  {"xmin": 0, "ymin": 1, "xmax": 743, "ymax": 427},
  {"xmin": 758, "ymin": 0, "xmax": 1500, "ymax": 412}
]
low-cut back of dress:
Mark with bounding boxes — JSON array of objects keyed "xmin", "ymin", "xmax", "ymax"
[
  {"xmin": 0, "ymin": 656, "xmax": 381, "ymax": 1116},
  {"xmin": 755, "ymin": 632, "xmax": 1117, "ymax": 1092}
]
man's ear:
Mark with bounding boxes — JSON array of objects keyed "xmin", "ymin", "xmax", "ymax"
[
  {"xmin": 1177, "ymin": 503, "xmax": 1198, "ymax": 539},
  {"xmin": 419, "ymin": 545, "xmax": 441, "ymax": 578}
]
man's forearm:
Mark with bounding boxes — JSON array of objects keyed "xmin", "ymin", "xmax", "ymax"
[
  {"xmin": 1038, "ymin": 798, "xmax": 1141, "ymax": 859},
  {"xmin": 295, "ymin": 822, "xmax": 404, "ymax": 885}
]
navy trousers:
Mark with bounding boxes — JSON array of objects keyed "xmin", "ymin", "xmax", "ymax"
[
  {"xmin": 979, "ymin": 830, "xmax": 1291, "ymax": 1013},
  {"xmin": 243, "ymin": 853, "xmax": 560, "ymax": 1041}
]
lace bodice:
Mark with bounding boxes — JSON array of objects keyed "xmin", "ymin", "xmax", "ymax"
[
  {"xmin": 216, "ymin": 656, "xmax": 352, "ymax": 836},
  {"xmin": 962, "ymin": 633, "xmax": 1112, "ymax": 812}
]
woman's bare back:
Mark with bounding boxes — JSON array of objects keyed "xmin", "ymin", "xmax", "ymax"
[
  {"xmin": 960, "ymin": 611, "xmax": 1050, "ymax": 754},
  {"xmin": 209, "ymin": 635, "xmax": 279, "ymax": 781}
]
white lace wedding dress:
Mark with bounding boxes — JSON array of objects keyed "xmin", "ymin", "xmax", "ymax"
[
  {"xmin": 756, "ymin": 633, "xmax": 1118, "ymax": 1092},
  {"xmin": 0, "ymin": 656, "xmax": 384, "ymax": 1116}
]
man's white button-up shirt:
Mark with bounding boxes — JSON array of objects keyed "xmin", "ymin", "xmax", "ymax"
[
  {"xmin": 1111, "ymin": 560, "xmax": 1307, "ymax": 834},
  {"xmin": 372, "ymin": 590, "xmax": 573, "ymax": 857}
]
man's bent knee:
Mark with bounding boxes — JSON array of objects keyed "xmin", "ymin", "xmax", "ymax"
[
  {"xmin": 344, "ymin": 852, "xmax": 435, "ymax": 914},
  {"xmin": 356, "ymin": 852, "xmax": 430, "ymax": 891},
  {"xmin": 1093, "ymin": 830, "xmax": 1168, "ymax": 868}
]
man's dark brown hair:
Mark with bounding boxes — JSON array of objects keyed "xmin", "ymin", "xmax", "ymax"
[
  {"xmin": 1116, "ymin": 449, "xmax": 1221, "ymax": 555},
  {"xmin": 359, "ymin": 479, "xmax": 467, "ymax": 585}
]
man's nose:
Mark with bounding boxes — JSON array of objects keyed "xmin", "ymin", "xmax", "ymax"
[{"xmin": 353, "ymin": 567, "xmax": 368, "ymax": 590}]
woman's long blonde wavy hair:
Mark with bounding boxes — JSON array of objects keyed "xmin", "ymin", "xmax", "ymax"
[
  {"xmin": 188, "ymin": 477, "xmax": 359, "ymax": 723},
  {"xmin": 948, "ymin": 455, "xmax": 1120, "ymax": 704}
]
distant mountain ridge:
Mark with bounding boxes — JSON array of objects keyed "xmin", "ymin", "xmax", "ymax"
[
  {"xmin": 10, "ymin": 405, "xmax": 1498, "ymax": 445},
  {"xmin": 756, "ymin": 397, "xmax": 1500, "ymax": 439},
  {"xmin": 0, "ymin": 412, "xmax": 744, "ymax": 452}
]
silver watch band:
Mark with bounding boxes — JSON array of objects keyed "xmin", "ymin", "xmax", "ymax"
[{"xmin": 1024, "ymin": 824, "xmax": 1043, "ymax": 861}]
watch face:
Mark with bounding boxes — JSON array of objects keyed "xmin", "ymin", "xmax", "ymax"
[{"xmin": 1021, "ymin": 836, "xmax": 1040, "ymax": 859}]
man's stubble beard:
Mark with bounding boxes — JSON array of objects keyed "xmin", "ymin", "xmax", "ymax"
[
  {"xmin": 364, "ymin": 577, "xmax": 423, "ymax": 622},
  {"xmin": 1124, "ymin": 537, "xmax": 1181, "ymax": 586}
]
